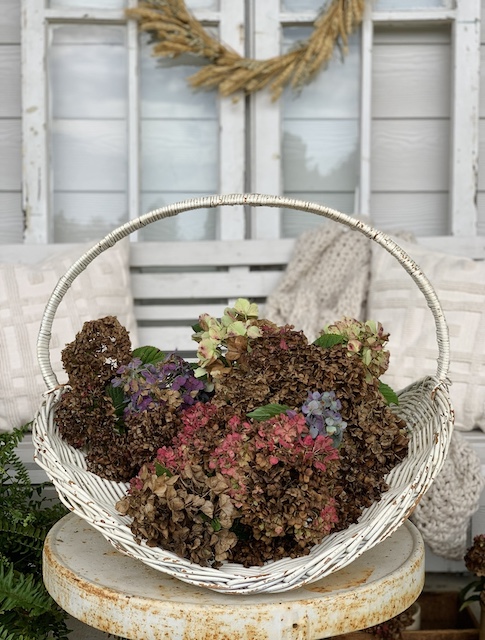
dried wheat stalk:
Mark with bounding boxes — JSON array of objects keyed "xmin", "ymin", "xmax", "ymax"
[{"xmin": 126, "ymin": 0, "xmax": 366, "ymax": 101}]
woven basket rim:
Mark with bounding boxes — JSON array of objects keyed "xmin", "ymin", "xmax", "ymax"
[{"xmin": 33, "ymin": 376, "xmax": 453, "ymax": 593}]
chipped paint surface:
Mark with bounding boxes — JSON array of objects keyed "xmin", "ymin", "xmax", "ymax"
[{"xmin": 43, "ymin": 515, "xmax": 424, "ymax": 639}]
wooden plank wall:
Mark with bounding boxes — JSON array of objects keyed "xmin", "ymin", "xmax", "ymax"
[
  {"xmin": 478, "ymin": 9, "xmax": 485, "ymax": 235},
  {"xmin": 0, "ymin": 0, "xmax": 22, "ymax": 243}
]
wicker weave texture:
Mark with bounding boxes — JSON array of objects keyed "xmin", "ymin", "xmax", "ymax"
[{"xmin": 32, "ymin": 194, "xmax": 454, "ymax": 594}]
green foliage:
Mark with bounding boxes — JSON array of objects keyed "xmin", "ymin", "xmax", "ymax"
[
  {"xmin": 105, "ymin": 383, "xmax": 128, "ymax": 434},
  {"xmin": 155, "ymin": 462, "xmax": 173, "ymax": 477},
  {"xmin": 459, "ymin": 576, "xmax": 485, "ymax": 611},
  {"xmin": 132, "ymin": 345, "xmax": 166, "ymax": 365},
  {"xmin": 313, "ymin": 333, "xmax": 346, "ymax": 348},
  {"xmin": 378, "ymin": 381, "xmax": 399, "ymax": 406},
  {"xmin": 246, "ymin": 404, "xmax": 291, "ymax": 421},
  {"xmin": 0, "ymin": 424, "xmax": 70, "ymax": 639}
]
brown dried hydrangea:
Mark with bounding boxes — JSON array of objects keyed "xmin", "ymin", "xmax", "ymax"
[
  {"xmin": 461, "ymin": 534, "xmax": 485, "ymax": 608},
  {"xmin": 58, "ymin": 303, "xmax": 409, "ymax": 570},
  {"xmin": 56, "ymin": 316, "xmax": 135, "ymax": 479},
  {"xmin": 124, "ymin": 403, "xmax": 182, "ymax": 475},
  {"xmin": 363, "ymin": 604, "xmax": 416, "ymax": 639},
  {"xmin": 61, "ymin": 315, "xmax": 132, "ymax": 394},
  {"xmin": 465, "ymin": 534, "xmax": 485, "ymax": 577},
  {"xmin": 212, "ymin": 326, "xmax": 408, "ymax": 531},
  {"xmin": 56, "ymin": 317, "xmax": 185, "ymax": 481},
  {"xmin": 119, "ymin": 402, "xmax": 342, "ymax": 567},
  {"xmin": 229, "ymin": 466, "xmax": 340, "ymax": 566},
  {"xmin": 116, "ymin": 463, "xmax": 238, "ymax": 567}
]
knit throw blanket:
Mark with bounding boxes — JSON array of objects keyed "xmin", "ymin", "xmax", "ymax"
[
  {"xmin": 265, "ymin": 222, "xmax": 483, "ymax": 561},
  {"xmin": 264, "ymin": 221, "xmax": 371, "ymax": 342}
]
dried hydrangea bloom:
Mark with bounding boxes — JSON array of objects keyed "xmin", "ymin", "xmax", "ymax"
[
  {"xmin": 57, "ymin": 318, "xmax": 204, "ymax": 481},
  {"xmin": 61, "ymin": 315, "xmax": 132, "ymax": 393},
  {"xmin": 363, "ymin": 605, "xmax": 416, "ymax": 639},
  {"xmin": 212, "ymin": 326, "xmax": 408, "ymax": 533},
  {"xmin": 56, "ymin": 316, "xmax": 132, "ymax": 468},
  {"xmin": 116, "ymin": 463, "xmax": 238, "ymax": 567},
  {"xmin": 465, "ymin": 534, "xmax": 485, "ymax": 577},
  {"xmin": 121, "ymin": 406, "xmax": 342, "ymax": 567},
  {"xmin": 322, "ymin": 317, "xmax": 390, "ymax": 380}
]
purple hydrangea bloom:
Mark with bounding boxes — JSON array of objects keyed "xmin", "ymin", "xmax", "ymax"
[
  {"xmin": 111, "ymin": 353, "xmax": 205, "ymax": 415},
  {"xmin": 302, "ymin": 390, "xmax": 347, "ymax": 447}
]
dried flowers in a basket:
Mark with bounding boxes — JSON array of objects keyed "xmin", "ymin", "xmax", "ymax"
[
  {"xmin": 54, "ymin": 298, "xmax": 408, "ymax": 569},
  {"xmin": 32, "ymin": 194, "xmax": 454, "ymax": 593}
]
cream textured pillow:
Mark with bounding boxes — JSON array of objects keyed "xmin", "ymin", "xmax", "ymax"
[
  {"xmin": 367, "ymin": 239, "xmax": 485, "ymax": 431},
  {"xmin": 0, "ymin": 241, "xmax": 138, "ymax": 433}
]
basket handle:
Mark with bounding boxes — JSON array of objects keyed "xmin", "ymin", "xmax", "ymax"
[{"xmin": 37, "ymin": 193, "xmax": 450, "ymax": 390}]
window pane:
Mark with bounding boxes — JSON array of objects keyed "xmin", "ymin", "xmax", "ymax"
[
  {"xmin": 186, "ymin": 0, "xmax": 219, "ymax": 8},
  {"xmin": 140, "ymin": 36, "xmax": 218, "ymax": 240},
  {"xmin": 49, "ymin": 24, "xmax": 128, "ymax": 242},
  {"xmin": 141, "ymin": 120, "xmax": 218, "ymax": 191},
  {"xmin": 374, "ymin": 0, "xmax": 451, "ymax": 8},
  {"xmin": 141, "ymin": 43, "xmax": 216, "ymax": 119},
  {"xmin": 139, "ymin": 194, "xmax": 217, "ymax": 242},
  {"xmin": 281, "ymin": 193, "xmax": 356, "ymax": 238},
  {"xmin": 284, "ymin": 121, "xmax": 359, "ymax": 191},
  {"xmin": 281, "ymin": 27, "xmax": 360, "ymax": 237},
  {"xmin": 281, "ymin": 0, "xmax": 322, "ymax": 10},
  {"xmin": 50, "ymin": 26, "xmax": 126, "ymax": 118},
  {"xmin": 370, "ymin": 25, "xmax": 451, "ymax": 236},
  {"xmin": 49, "ymin": 0, "xmax": 126, "ymax": 7},
  {"xmin": 53, "ymin": 193, "xmax": 127, "ymax": 242}
]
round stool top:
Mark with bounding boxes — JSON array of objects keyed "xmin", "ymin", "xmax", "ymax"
[{"xmin": 44, "ymin": 514, "xmax": 424, "ymax": 640}]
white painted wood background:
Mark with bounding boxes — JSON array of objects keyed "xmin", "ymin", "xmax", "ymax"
[
  {"xmin": 0, "ymin": 0, "xmax": 21, "ymax": 243},
  {"xmin": 2, "ymin": 0, "xmax": 482, "ymax": 243}
]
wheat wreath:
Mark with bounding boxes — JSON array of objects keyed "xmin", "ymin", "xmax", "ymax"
[{"xmin": 126, "ymin": 0, "xmax": 366, "ymax": 100}]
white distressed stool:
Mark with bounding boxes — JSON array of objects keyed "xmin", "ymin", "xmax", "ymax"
[{"xmin": 43, "ymin": 513, "xmax": 424, "ymax": 640}]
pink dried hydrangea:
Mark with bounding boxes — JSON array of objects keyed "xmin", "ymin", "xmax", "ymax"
[{"xmin": 145, "ymin": 405, "xmax": 342, "ymax": 565}]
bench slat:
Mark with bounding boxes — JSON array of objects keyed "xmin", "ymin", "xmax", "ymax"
[
  {"xmin": 129, "ymin": 239, "xmax": 295, "ymax": 267},
  {"xmin": 137, "ymin": 326, "xmax": 198, "ymax": 352},
  {"xmin": 131, "ymin": 271, "xmax": 283, "ymax": 300},
  {"xmin": 135, "ymin": 304, "xmax": 227, "ymax": 322}
]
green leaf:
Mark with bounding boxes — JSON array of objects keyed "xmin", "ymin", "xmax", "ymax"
[
  {"xmin": 458, "ymin": 577, "xmax": 485, "ymax": 610},
  {"xmin": 211, "ymin": 518, "xmax": 221, "ymax": 532},
  {"xmin": 155, "ymin": 462, "xmax": 173, "ymax": 478},
  {"xmin": 0, "ymin": 562, "xmax": 53, "ymax": 617},
  {"xmin": 132, "ymin": 346, "xmax": 166, "ymax": 365},
  {"xmin": 247, "ymin": 404, "xmax": 291, "ymax": 421},
  {"xmin": 313, "ymin": 333, "xmax": 346, "ymax": 348},
  {"xmin": 0, "ymin": 428, "xmax": 70, "ymax": 639},
  {"xmin": 105, "ymin": 384, "xmax": 126, "ymax": 417},
  {"xmin": 459, "ymin": 594, "xmax": 481, "ymax": 611},
  {"xmin": 379, "ymin": 381, "xmax": 399, "ymax": 406},
  {"xmin": 191, "ymin": 322, "xmax": 202, "ymax": 333},
  {"xmin": 199, "ymin": 513, "xmax": 222, "ymax": 532},
  {"xmin": 0, "ymin": 520, "xmax": 46, "ymax": 553}
]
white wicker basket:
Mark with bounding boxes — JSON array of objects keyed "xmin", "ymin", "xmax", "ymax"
[{"xmin": 33, "ymin": 194, "xmax": 453, "ymax": 594}]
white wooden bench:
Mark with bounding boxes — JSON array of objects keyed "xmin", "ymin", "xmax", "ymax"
[
  {"xmin": 3, "ymin": 235, "xmax": 485, "ymax": 353},
  {"xmin": 4, "ymin": 235, "xmax": 485, "ymax": 573},
  {"xmin": 129, "ymin": 239, "xmax": 296, "ymax": 355}
]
